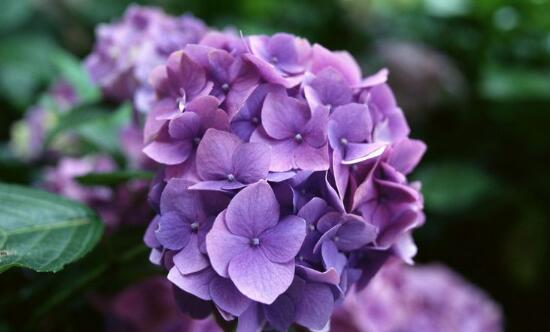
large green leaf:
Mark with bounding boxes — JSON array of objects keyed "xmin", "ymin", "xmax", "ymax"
[{"xmin": 0, "ymin": 183, "xmax": 103, "ymax": 273}]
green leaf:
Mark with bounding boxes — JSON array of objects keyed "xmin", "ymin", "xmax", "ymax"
[
  {"xmin": 51, "ymin": 51, "xmax": 101, "ymax": 105},
  {"xmin": 480, "ymin": 65, "xmax": 550, "ymax": 101},
  {"xmin": 0, "ymin": 0, "xmax": 31, "ymax": 32},
  {"xmin": 0, "ymin": 183, "xmax": 104, "ymax": 273},
  {"xmin": 0, "ymin": 34, "xmax": 61, "ymax": 108},
  {"xmin": 75, "ymin": 170, "xmax": 153, "ymax": 186},
  {"xmin": 414, "ymin": 162, "xmax": 497, "ymax": 214},
  {"xmin": 76, "ymin": 103, "xmax": 132, "ymax": 154}
]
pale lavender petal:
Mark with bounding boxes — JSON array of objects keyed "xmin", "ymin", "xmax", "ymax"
[
  {"xmin": 295, "ymin": 283, "xmax": 334, "ymax": 330},
  {"xmin": 321, "ymin": 240, "xmax": 347, "ymax": 276},
  {"xmin": 206, "ymin": 211, "xmax": 249, "ymax": 277},
  {"xmin": 387, "ymin": 138, "xmax": 427, "ymax": 175},
  {"xmin": 294, "ymin": 143, "xmax": 330, "ymax": 171},
  {"xmin": 155, "ymin": 212, "xmax": 192, "ymax": 250},
  {"xmin": 209, "ymin": 276, "xmax": 252, "ymax": 316},
  {"xmin": 173, "ymin": 235, "xmax": 210, "ymax": 274},
  {"xmin": 233, "ymin": 143, "xmax": 271, "ymax": 184},
  {"xmin": 168, "ymin": 111, "xmax": 201, "ymax": 140},
  {"xmin": 228, "ymin": 249, "xmax": 294, "ymax": 304},
  {"xmin": 196, "ymin": 129, "xmax": 241, "ymax": 180},
  {"xmin": 167, "ymin": 266, "xmax": 215, "ymax": 301},
  {"xmin": 264, "ymin": 294, "xmax": 296, "ymax": 331},
  {"xmin": 225, "ymin": 181, "xmax": 279, "ymax": 237},
  {"xmin": 251, "ymin": 129, "xmax": 295, "ymax": 172},
  {"xmin": 261, "ymin": 93, "xmax": 309, "ymax": 140},
  {"xmin": 260, "ymin": 215, "xmax": 306, "ymax": 263},
  {"xmin": 236, "ymin": 303, "xmax": 264, "ymax": 332},
  {"xmin": 342, "ymin": 142, "xmax": 387, "ymax": 165}
]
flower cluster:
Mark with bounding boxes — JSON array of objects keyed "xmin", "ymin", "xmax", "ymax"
[
  {"xmin": 143, "ymin": 31, "xmax": 426, "ymax": 331},
  {"xmin": 332, "ymin": 263, "xmax": 503, "ymax": 332},
  {"xmin": 84, "ymin": 5, "xmax": 209, "ymax": 112}
]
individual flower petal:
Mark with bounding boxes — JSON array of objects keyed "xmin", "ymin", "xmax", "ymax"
[
  {"xmin": 167, "ymin": 266, "xmax": 215, "ymax": 301},
  {"xmin": 209, "ymin": 276, "xmax": 252, "ymax": 316},
  {"xmin": 155, "ymin": 212, "xmax": 192, "ymax": 250},
  {"xmin": 206, "ymin": 211, "xmax": 250, "ymax": 277},
  {"xmin": 228, "ymin": 249, "xmax": 295, "ymax": 304},
  {"xmin": 261, "ymin": 93, "xmax": 309, "ymax": 140},
  {"xmin": 295, "ymin": 283, "xmax": 334, "ymax": 330},
  {"xmin": 196, "ymin": 129, "xmax": 241, "ymax": 180},
  {"xmin": 225, "ymin": 181, "xmax": 279, "ymax": 237},
  {"xmin": 263, "ymin": 294, "xmax": 296, "ymax": 331},
  {"xmin": 232, "ymin": 143, "xmax": 271, "ymax": 184},
  {"xmin": 260, "ymin": 215, "xmax": 306, "ymax": 263},
  {"xmin": 173, "ymin": 235, "xmax": 210, "ymax": 274}
]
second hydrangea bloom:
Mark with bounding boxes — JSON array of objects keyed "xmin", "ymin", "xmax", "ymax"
[{"xmin": 143, "ymin": 29, "xmax": 427, "ymax": 331}]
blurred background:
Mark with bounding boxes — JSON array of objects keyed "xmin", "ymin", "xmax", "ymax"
[{"xmin": 1, "ymin": 0, "xmax": 549, "ymax": 331}]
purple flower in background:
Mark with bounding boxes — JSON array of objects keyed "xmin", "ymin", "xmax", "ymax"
[
  {"xmin": 251, "ymin": 93, "xmax": 330, "ymax": 172},
  {"xmin": 85, "ymin": 5, "xmax": 208, "ymax": 108},
  {"xmin": 206, "ymin": 181, "xmax": 306, "ymax": 304},
  {"xmin": 93, "ymin": 277, "xmax": 221, "ymax": 332},
  {"xmin": 331, "ymin": 263, "xmax": 503, "ymax": 332}
]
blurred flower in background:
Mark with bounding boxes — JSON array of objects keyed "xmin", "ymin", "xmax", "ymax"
[{"xmin": 332, "ymin": 262, "xmax": 503, "ymax": 332}]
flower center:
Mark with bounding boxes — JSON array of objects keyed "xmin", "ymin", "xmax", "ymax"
[
  {"xmin": 221, "ymin": 83, "xmax": 230, "ymax": 92},
  {"xmin": 270, "ymin": 56, "xmax": 278, "ymax": 64},
  {"xmin": 193, "ymin": 137, "xmax": 201, "ymax": 145},
  {"xmin": 251, "ymin": 116, "xmax": 260, "ymax": 124},
  {"xmin": 227, "ymin": 173, "xmax": 235, "ymax": 182},
  {"xmin": 340, "ymin": 137, "xmax": 348, "ymax": 146},
  {"xmin": 308, "ymin": 224, "xmax": 315, "ymax": 232},
  {"xmin": 190, "ymin": 222, "xmax": 199, "ymax": 232},
  {"xmin": 177, "ymin": 98, "xmax": 185, "ymax": 112},
  {"xmin": 250, "ymin": 238, "xmax": 260, "ymax": 247},
  {"xmin": 333, "ymin": 236, "xmax": 340, "ymax": 242},
  {"xmin": 294, "ymin": 133, "xmax": 303, "ymax": 143}
]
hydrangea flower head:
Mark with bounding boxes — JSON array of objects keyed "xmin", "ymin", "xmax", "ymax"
[{"xmin": 143, "ymin": 29, "xmax": 427, "ymax": 331}]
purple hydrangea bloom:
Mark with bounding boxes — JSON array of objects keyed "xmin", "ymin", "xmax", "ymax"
[
  {"xmin": 142, "ymin": 29, "xmax": 427, "ymax": 331},
  {"xmin": 331, "ymin": 263, "xmax": 503, "ymax": 332}
]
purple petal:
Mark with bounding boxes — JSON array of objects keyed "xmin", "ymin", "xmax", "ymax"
[
  {"xmin": 294, "ymin": 143, "xmax": 330, "ymax": 171},
  {"xmin": 250, "ymin": 129, "xmax": 295, "ymax": 172},
  {"xmin": 297, "ymin": 197, "xmax": 327, "ymax": 226},
  {"xmin": 387, "ymin": 138, "xmax": 427, "ymax": 175},
  {"xmin": 295, "ymin": 283, "xmax": 334, "ymax": 330},
  {"xmin": 209, "ymin": 276, "xmax": 252, "ymax": 316},
  {"xmin": 321, "ymin": 240, "xmax": 347, "ymax": 276},
  {"xmin": 225, "ymin": 181, "xmax": 279, "ymax": 237},
  {"xmin": 155, "ymin": 212, "xmax": 192, "ymax": 250},
  {"xmin": 266, "ymin": 171, "xmax": 296, "ymax": 182},
  {"xmin": 342, "ymin": 142, "xmax": 387, "ymax": 165},
  {"xmin": 143, "ymin": 127, "xmax": 193, "ymax": 165},
  {"xmin": 303, "ymin": 106, "xmax": 329, "ymax": 148},
  {"xmin": 261, "ymin": 93, "xmax": 309, "ymax": 140},
  {"xmin": 296, "ymin": 264, "xmax": 340, "ymax": 286},
  {"xmin": 263, "ymin": 294, "xmax": 296, "ymax": 331},
  {"xmin": 173, "ymin": 235, "xmax": 210, "ymax": 274},
  {"xmin": 311, "ymin": 44, "xmax": 361, "ymax": 85},
  {"xmin": 196, "ymin": 129, "xmax": 241, "ymax": 181},
  {"xmin": 233, "ymin": 143, "xmax": 271, "ymax": 184},
  {"xmin": 228, "ymin": 249, "xmax": 294, "ymax": 304},
  {"xmin": 236, "ymin": 303, "xmax": 264, "ymax": 332},
  {"xmin": 206, "ymin": 211, "xmax": 249, "ymax": 277},
  {"xmin": 167, "ymin": 266, "xmax": 215, "ymax": 301},
  {"xmin": 336, "ymin": 217, "xmax": 378, "ymax": 251},
  {"xmin": 144, "ymin": 215, "xmax": 161, "ymax": 248},
  {"xmin": 260, "ymin": 215, "xmax": 306, "ymax": 263},
  {"xmin": 328, "ymin": 103, "xmax": 372, "ymax": 149},
  {"xmin": 160, "ymin": 178, "xmax": 204, "ymax": 219},
  {"xmin": 168, "ymin": 111, "xmax": 201, "ymax": 140}
]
